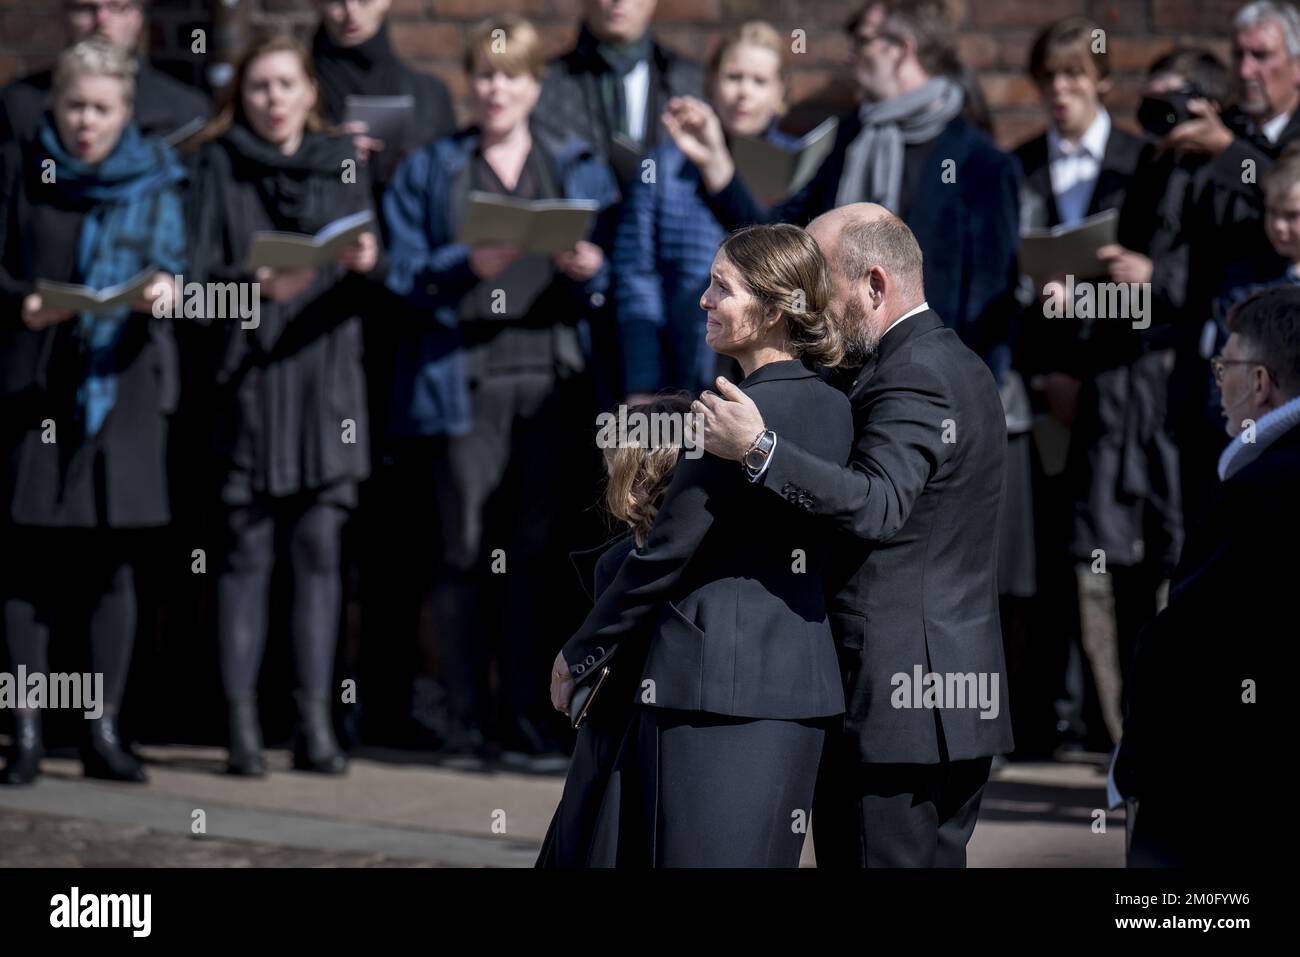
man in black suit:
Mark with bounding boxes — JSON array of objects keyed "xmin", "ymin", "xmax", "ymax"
[
  {"xmin": 663, "ymin": 0, "xmax": 1020, "ymax": 381},
  {"xmin": 1111, "ymin": 285, "xmax": 1298, "ymax": 866},
  {"xmin": 0, "ymin": 0, "xmax": 208, "ymax": 145},
  {"xmin": 698, "ymin": 204, "xmax": 1014, "ymax": 867}
]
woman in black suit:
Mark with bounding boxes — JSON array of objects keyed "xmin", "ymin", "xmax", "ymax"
[{"xmin": 549, "ymin": 223, "xmax": 852, "ymax": 867}]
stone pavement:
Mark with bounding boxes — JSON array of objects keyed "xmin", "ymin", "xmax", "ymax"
[{"xmin": 0, "ymin": 743, "xmax": 1125, "ymax": 867}]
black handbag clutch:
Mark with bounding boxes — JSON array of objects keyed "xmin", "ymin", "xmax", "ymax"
[{"xmin": 569, "ymin": 662, "xmax": 613, "ymax": 730}]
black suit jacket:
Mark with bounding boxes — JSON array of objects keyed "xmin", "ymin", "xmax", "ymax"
[
  {"xmin": 1014, "ymin": 125, "xmax": 1143, "ymax": 232},
  {"xmin": 535, "ymin": 26, "xmax": 703, "ymax": 185},
  {"xmin": 561, "ymin": 358, "xmax": 853, "ymax": 720},
  {"xmin": 703, "ymin": 114, "xmax": 1021, "ymax": 380},
  {"xmin": 759, "ymin": 311, "xmax": 1015, "ymax": 763},
  {"xmin": 0, "ymin": 61, "xmax": 209, "ymax": 146},
  {"xmin": 1013, "ymin": 125, "xmax": 1145, "ymax": 379}
]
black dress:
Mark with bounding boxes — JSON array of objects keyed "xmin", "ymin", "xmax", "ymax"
[{"xmin": 187, "ymin": 125, "xmax": 376, "ymax": 506}]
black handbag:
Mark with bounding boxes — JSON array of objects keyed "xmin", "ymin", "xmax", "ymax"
[{"xmin": 569, "ymin": 649, "xmax": 616, "ymax": 730}]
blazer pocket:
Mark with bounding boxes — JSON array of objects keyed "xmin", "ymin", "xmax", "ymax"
[{"xmin": 641, "ymin": 599, "xmax": 706, "ymax": 711}]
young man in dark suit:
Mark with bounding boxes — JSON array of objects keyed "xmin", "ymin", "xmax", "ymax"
[
  {"xmin": 698, "ymin": 204, "xmax": 1014, "ymax": 867},
  {"xmin": 0, "ymin": 0, "xmax": 208, "ymax": 145},
  {"xmin": 534, "ymin": 0, "xmax": 703, "ymax": 190},
  {"xmin": 1010, "ymin": 18, "xmax": 1148, "ymax": 758}
]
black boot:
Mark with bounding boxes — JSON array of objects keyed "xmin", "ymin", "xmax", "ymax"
[
  {"xmin": 292, "ymin": 691, "xmax": 347, "ymax": 774},
  {"xmin": 226, "ymin": 699, "xmax": 266, "ymax": 777},
  {"xmin": 1, "ymin": 711, "xmax": 44, "ymax": 786},
  {"xmin": 82, "ymin": 714, "xmax": 146, "ymax": 783}
]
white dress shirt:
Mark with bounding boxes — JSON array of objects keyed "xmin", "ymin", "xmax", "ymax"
[
  {"xmin": 881, "ymin": 300, "xmax": 932, "ymax": 340},
  {"xmin": 623, "ymin": 60, "xmax": 650, "ymax": 142},
  {"xmin": 1261, "ymin": 109, "xmax": 1292, "ymax": 144},
  {"xmin": 1047, "ymin": 108, "xmax": 1110, "ymax": 226}
]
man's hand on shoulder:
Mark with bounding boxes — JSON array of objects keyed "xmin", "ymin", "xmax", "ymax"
[{"xmin": 694, "ymin": 376, "xmax": 766, "ymax": 461}]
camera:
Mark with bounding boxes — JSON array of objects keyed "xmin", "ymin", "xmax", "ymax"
[{"xmin": 1138, "ymin": 85, "xmax": 1210, "ymax": 137}]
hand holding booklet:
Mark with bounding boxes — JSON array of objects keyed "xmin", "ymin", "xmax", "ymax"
[
  {"xmin": 343, "ymin": 94, "xmax": 414, "ymax": 148},
  {"xmin": 457, "ymin": 191, "xmax": 599, "ymax": 255},
  {"xmin": 246, "ymin": 210, "xmax": 374, "ymax": 271},
  {"xmin": 1020, "ymin": 209, "xmax": 1119, "ymax": 288},
  {"xmin": 731, "ymin": 117, "xmax": 839, "ymax": 203},
  {"xmin": 36, "ymin": 267, "xmax": 160, "ymax": 315}
]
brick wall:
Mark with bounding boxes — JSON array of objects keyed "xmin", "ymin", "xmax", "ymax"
[{"xmin": 0, "ymin": 0, "xmax": 1239, "ymax": 149}]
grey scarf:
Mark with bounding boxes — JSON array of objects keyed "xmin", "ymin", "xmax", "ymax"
[{"xmin": 835, "ymin": 76, "xmax": 965, "ymax": 213}]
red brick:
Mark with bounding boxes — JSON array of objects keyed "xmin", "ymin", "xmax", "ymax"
[
  {"xmin": 980, "ymin": 72, "xmax": 1041, "ymax": 109},
  {"xmin": 1109, "ymin": 36, "xmax": 1177, "ymax": 73},
  {"xmin": 958, "ymin": 34, "xmax": 1000, "ymax": 70},
  {"xmin": 1086, "ymin": 0, "xmax": 1148, "ymax": 33},
  {"xmin": 391, "ymin": 21, "xmax": 463, "ymax": 60},
  {"xmin": 1151, "ymin": 0, "xmax": 1238, "ymax": 35},
  {"xmin": 968, "ymin": 0, "xmax": 1087, "ymax": 29}
]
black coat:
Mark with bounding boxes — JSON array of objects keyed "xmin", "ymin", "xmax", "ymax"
[
  {"xmin": 561, "ymin": 357, "xmax": 853, "ymax": 720},
  {"xmin": 704, "ymin": 115, "xmax": 1021, "ymax": 378},
  {"xmin": 311, "ymin": 24, "xmax": 457, "ymax": 191},
  {"xmin": 534, "ymin": 26, "xmax": 703, "ymax": 183},
  {"xmin": 760, "ymin": 310, "xmax": 1015, "ymax": 764},
  {"xmin": 538, "ymin": 533, "xmax": 641, "ymax": 868},
  {"xmin": 0, "ymin": 140, "xmax": 181, "ymax": 528},
  {"xmin": 1112, "ymin": 421, "xmax": 1295, "ymax": 865},
  {"xmin": 0, "ymin": 61, "xmax": 209, "ymax": 147},
  {"xmin": 187, "ymin": 130, "xmax": 377, "ymax": 504}
]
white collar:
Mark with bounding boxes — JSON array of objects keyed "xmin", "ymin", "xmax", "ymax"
[
  {"xmin": 1217, "ymin": 393, "xmax": 1300, "ymax": 480},
  {"xmin": 882, "ymin": 300, "xmax": 930, "ymax": 339},
  {"xmin": 1047, "ymin": 108, "xmax": 1110, "ymax": 161},
  {"xmin": 1262, "ymin": 110, "xmax": 1293, "ymax": 144}
]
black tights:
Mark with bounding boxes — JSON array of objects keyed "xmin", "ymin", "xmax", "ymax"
[
  {"xmin": 216, "ymin": 497, "xmax": 347, "ymax": 701},
  {"xmin": 2, "ymin": 528, "xmax": 139, "ymax": 716}
]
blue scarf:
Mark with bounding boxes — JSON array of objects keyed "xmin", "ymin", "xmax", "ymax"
[{"xmin": 39, "ymin": 116, "xmax": 187, "ymax": 437}]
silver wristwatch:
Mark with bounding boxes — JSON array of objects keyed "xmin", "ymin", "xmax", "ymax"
[{"xmin": 743, "ymin": 429, "xmax": 776, "ymax": 478}]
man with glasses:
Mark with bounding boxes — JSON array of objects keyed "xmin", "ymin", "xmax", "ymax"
[
  {"xmin": 0, "ymin": 0, "xmax": 209, "ymax": 146},
  {"xmin": 1111, "ymin": 284, "xmax": 1298, "ymax": 867}
]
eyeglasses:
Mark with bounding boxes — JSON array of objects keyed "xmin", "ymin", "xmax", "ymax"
[
  {"xmin": 66, "ymin": 1, "xmax": 137, "ymax": 18},
  {"xmin": 1211, "ymin": 354, "xmax": 1272, "ymax": 384}
]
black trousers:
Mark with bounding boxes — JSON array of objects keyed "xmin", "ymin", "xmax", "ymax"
[
  {"xmin": 812, "ymin": 751, "xmax": 994, "ymax": 867},
  {"xmin": 427, "ymin": 369, "xmax": 588, "ymax": 743},
  {"xmin": 2, "ymin": 526, "xmax": 142, "ymax": 716}
]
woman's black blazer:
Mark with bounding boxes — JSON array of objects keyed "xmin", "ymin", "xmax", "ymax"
[{"xmin": 561, "ymin": 357, "xmax": 853, "ymax": 720}]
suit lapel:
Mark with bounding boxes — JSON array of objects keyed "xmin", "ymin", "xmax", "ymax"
[{"xmin": 1086, "ymin": 128, "xmax": 1137, "ymax": 217}]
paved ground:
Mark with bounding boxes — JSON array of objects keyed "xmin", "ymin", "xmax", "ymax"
[{"xmin": 0, "ymin": 743, "xmax": 1124, "ymax": 867}]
